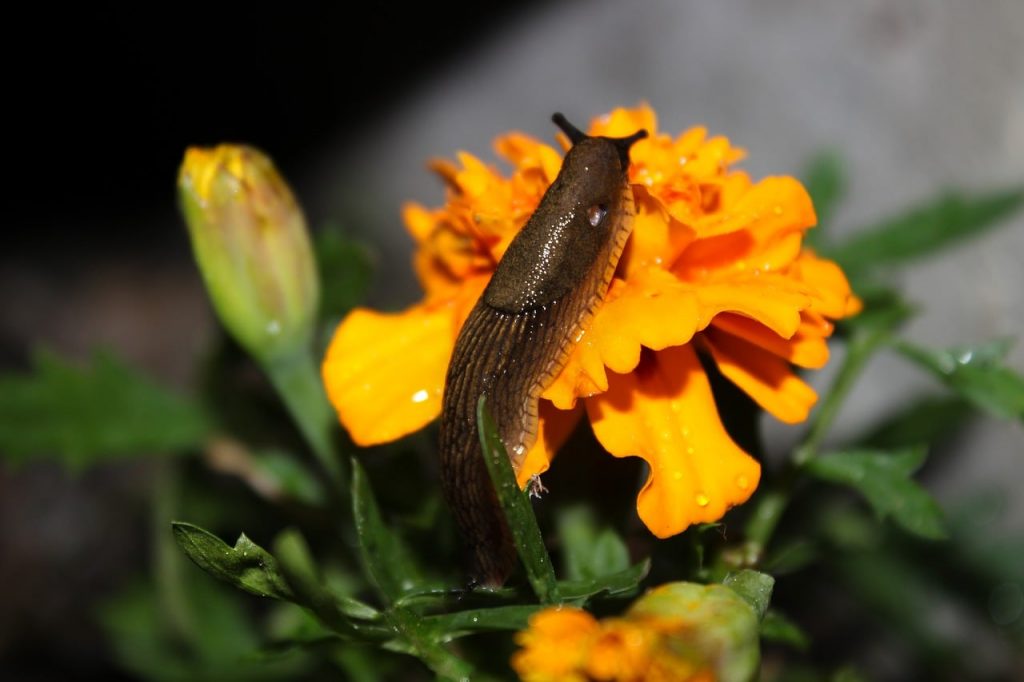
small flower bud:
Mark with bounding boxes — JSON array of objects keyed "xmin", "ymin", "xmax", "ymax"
[{"xmin": 178, "ymin": 145, "xmax": 319, "ymax": 361}]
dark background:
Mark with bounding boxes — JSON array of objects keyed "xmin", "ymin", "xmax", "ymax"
[{"xmin": 1, "ymin": 5, "xmax": 537, "ymax": 678}]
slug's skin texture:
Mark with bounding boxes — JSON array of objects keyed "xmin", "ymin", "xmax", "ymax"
[{"xmin": 440, "ymin": 116, "xmax": 647, "ymax": 586}]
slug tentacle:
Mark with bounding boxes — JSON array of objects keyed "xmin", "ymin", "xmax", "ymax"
[{"xmin": 439, "ymin": 114, "xmax": 647, "ymax": 587}]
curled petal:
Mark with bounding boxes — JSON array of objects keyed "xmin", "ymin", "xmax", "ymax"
[
  {"xmin": 517, "ymin": 401, "xmax": 584, "ymax": 487},
  {"xmin": 322, "ymin": 302, "xmax": 457, "ymax": 445},
  {"xmin": 620, "ymin": 187, "xmax": 695, "ymax": 278},
  {"xmin": 702, "ymin": 327, "xmax": 818, "ymax": 424},
  {"xmin": 791, "ymin": 251, "xmax": 863, "ymax": 318},
  {"xmin": 690, "ymin": 175, "xmax": 816, "ymax": 240},
  {"xmin": 711, "ymin": 312, "xmax": 830, "ymax": 369},
  {"xmin": 586, "ymin": 345, "xmax": 760, "ymax": 537},
  {"xmin": 693, "ymin": 276, "xmax": 809, "ymax": 338},
  {"xmin": 590, "ymin": 104, "xmax": 659, "ymax": 138}
]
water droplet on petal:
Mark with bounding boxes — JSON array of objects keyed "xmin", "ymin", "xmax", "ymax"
[
  {"xmin": 672, "ymin": 471, "xmax": 683, "ymax": 480},
  {"xmin": 411, "ymin": 389, "xmax": 429, "ymax": 404},
  {"xmin": 773, "ymin": 205, "xmax": 783, "ymax": 216},
  {"xmin": 736, "ymin": 475, "xmax": 750, "ymax": 490},
  {"xmin": 695, "ymin": 493, "xmax": 709, "ymax": 507}
]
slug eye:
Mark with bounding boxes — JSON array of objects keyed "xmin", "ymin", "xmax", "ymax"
[{"xmin": 587, "ymin": 204, "xmax": 608, "ymax": 227}]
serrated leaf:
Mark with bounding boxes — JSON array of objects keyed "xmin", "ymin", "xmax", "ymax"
[
  {"xmin": 806, "ymin": 448, "xmax": 947, "ymax": 539},
  {"xmin": 171, "ymin": 522, "xmax": 293, "ymax": 600},
  {"xmin": 823, "ymin": 186, "xmax": 1024, "ymax": 276},
  {"xmin": 477, "ymin": 396, "xmax": 559, "ymax": 604},
  {"xmin": 802, "ymin": 150, "xmax": 846, "ymax": 247},
  {"xmin": 315, "ymin": 225, "xmax": 373, "ymax": 321},
  {"xmin": 351, "ymin": 459, "xmax": 425, "ymax": 602},
  {"xmin": 724, "ymin": 569, "xmax": 775, "ymax": 619},
  {"xmin": 896, "ymin": 339, "xmax": 1024, "ymax": 422},
  {"xmin": 557, "ymin": 505, "xmax": 629, "ymax": 582},
  {"xmin": 0, "ymin": 350, "xmax": 210, "ymax": 469},
  {"xmin": 760, "ymin": 610, "xmax": 810, "ymax": 651}
]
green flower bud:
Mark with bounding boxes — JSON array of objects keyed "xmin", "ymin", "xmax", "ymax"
[
  {"xmin": 629, "ymin": 582, "xmax": 762, "ymax": 682},
  {"xmin": 178, "ymin": 145, "xmax": 319, "ymax": 361}
]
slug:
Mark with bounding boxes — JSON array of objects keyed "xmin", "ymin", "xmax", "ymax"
[{"xmin": 439, "ymin": 113, "xmax": 647, "ymax": 587}]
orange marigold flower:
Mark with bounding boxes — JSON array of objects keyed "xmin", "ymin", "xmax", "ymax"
[
  {"xmin": 322, "ymin": 104, "xmax": 859, "ymax": 537},
  {"xmin": 513, "ymin": 582, "xmax": 761, "ymax": 682}
]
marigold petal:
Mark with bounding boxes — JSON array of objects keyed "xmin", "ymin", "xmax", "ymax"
[
  {"xmin": 589, "ymin": 104, "xmax": 659, "ymax": 138},
  {"xmin": 512, "ymin": 607, "xmax": 598, "ymax": 682},
  {"xmin": 690, "ymin": 175, "xmax": 816, "ymax": 240},
  {"xmin": 590, "ymin": 268, "xmax": 701, "ymax": 375},
  {"xmin": 620, "ymin": 187, "xmax": 695, "ymax": 278},
  {"xmin": 711, "ymin": 312, "xmax": 830, "ymax": 369},
  {"xmin": 703, "ymin": 327, "xmax": 818, "ymax": 424},
  {"xmin": 516, "ymin": 402, "xmax": 584, "ymax": 487},
  {"xmin": 322, "ymin": 302, "xmax": 456, "ymax": 445},
  {"xmin": 694, "ymin": 277, "xmax": 808, "ymax": 338},
  {"xmin": 586, "ymin": 346, "xmax": 761, "ymax": 537},
  {"xmin": 791, "ymin": 251, "xmax": 861, "ymax": 318}
]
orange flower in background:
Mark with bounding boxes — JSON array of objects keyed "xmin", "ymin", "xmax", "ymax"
[
  {"xmin": 511, "ymin": 581, "xmax": 763, "ymax": 682},
  {"xmin": 322, "ymin": 105, "xmax": 859, "ymax": 537}
]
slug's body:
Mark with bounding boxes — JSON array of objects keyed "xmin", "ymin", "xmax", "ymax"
[{"xmin": 440, "ymin": 114, "xmax": 647, "ymax": 586}]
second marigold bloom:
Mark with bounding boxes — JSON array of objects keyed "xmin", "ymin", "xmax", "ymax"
[{"xmin": 322, "ymin": 105, "xmax": 859, "ymax": 537}]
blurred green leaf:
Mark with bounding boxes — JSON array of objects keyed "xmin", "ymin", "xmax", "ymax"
[
  {"xmin": 822, "ymin": 186, "xmax": 1024, "ymax": 276},
  {"xmin": 351, "ymin": 459, "xmax": 426, "ymax": 603},
  {"xmin": 251, "ymin": 449, "xmax": 327, "ymax": 506},
  {"xmin": 896, "ymin": 339, "xmax": 1024, "ymax": 422},
  {"xmin": 424, "ymin": 605, "xmax": 542, "ymax": 639},
  {"xmin": 556, "ymin": 505, "xmax": 630, "ymax": 582},
  {"xmin": 477, "ymin": 396, "xmax": 559, "ymax": 604},
  {"xmin": 806, "ymin": 448, "xmax": 947, "ymax": 539},
  {"xmin": 860, "ymin": 395, "xmax": 974, "ymax": 449},
  {"xmin": 761, "ymin": 610, "xmax": 809, "ymax": 651},
  {"xmin": 559, "ymin": 559, "xmax": 651, "ymax": 602},
  {"xmin": 315, "ymin": 225, "xmax": 373, "ymax": 321},
  {"xmin": 0, "ymin": 350, "xmax": 210, "ymax": 468},
  {"xmin": 272, "ymin": 528, "xmax": 388, "ymax": 640},
  {"xmin": 839, "ymin": 286, "xmax": 916, "ymax": 334},
  {"xmin": 761, "ymin": 540, "xmax": 819, "ymax": 576},
  {"xmin": 724, "ymin": 569, "xmax": 775, "ymax": 619},
  {"xmin": 98, "ymin": 576, "xmax": 308, "ymax": 682},
  {"xmin": 172, "ymin": 522, "xmax": 294, "ymax": 600},
  {"xmin": 802, "ymin": 150, "xmax": 846, "ymax": 247}
]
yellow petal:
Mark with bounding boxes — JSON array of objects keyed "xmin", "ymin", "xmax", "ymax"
[
  {"xmin": 790, "ymin": 251, "xmax": 861, "ymax": 319},
  {"xmin": 620, "ymin": 187, "xmax": 695, "ymax": 278},
  {"xmin": 711, "ymin": 312, "xmax": 830, "ymax": 369},
  {"xmin": 589, "ymin": 104, "xmax": 659, "ymax": 138},
  {"xmin": 690, "ymin": 176, "xmax": 815, "ymax": 240},
  {"xmin": 586, "ymin": 346, "xmax": 761, "ymax": 537},
  {"xmin": 322, "ymin": 301, "xmax": 458, "ymax": 445},
  {"xmin": 517, "ymin": 402, "xmax": 584, "ymax": 487},
  {"xmin": 693, "ymin": 276, "xmax": 809, "ymax": 338},
  {"xmin": 702, "ymin": 327, "xmax": 818, "ymax": 424}
]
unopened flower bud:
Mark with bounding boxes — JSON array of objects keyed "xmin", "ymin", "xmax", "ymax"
[{"xmin": 178, "ymin": 145, "xmax": 319, "ymax": 361}]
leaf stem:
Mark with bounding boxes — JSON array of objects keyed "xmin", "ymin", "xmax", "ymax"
[
  {"xmin": 264, "ymin": 350, "xmax": 348, "ymax": 494},
  {"xmin": 745, "ymin": 327, "xmax": 889, "ymax": 557}
]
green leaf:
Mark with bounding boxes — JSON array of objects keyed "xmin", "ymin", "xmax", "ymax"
[
  {"xmin": 351, "ymin": 458, "xmax": 425, "ymax": 603},
  {"xmin": 0, "ymin": 350, "xmax": 210, "ymax": 469},
  {"xmin": 556, "ymin": 505, "xmax": 629, "ymax": 582},
  {"xmin": 861, "ymin": 395, "xmax": 974, "ymax": 449},
  {"xmin": 171, "ymin": 522, "xmax": 293, "ymax": 600},
  {"xmin": 802, "ymin": 150, "xmax": 846, "ymax": 247},
  {"xmin": 423, "ymin": 605, "xmax": 543, "ymax": 640},
  {"xmin": 250, "ymin": 448, "xmax": 327, "ymax": 506},
  {"xmin": 559, "ymin": 559, "xmax": 651, "ymax": 602},
  {"xmin": 760, "ymin": 610, "xmax": 810, "ymax": 651},
  {"xmin": 272, "ymin": 528, "xmax": 388, "ymax": 640},
  {"xmin": 896, "ymin": 339, "xmax": 1024, "ymax": 422},
  {"xmin": 724, "ymin": 569, "xmax": 775, "ymax": 619},
  {"xmin": 822, "ymin": 186, "xmax": 1024, "ymax": 276},
  {"xmin": 477, "ymin": 396, "xmax": 559, "ymax": 604},
  {"xmin": 806, "ymin": 448, "xmax": 947, "ymax": 539},
  {"xmin": 315, "ymin": 225, "xmax": 373, "ymax": 321}
]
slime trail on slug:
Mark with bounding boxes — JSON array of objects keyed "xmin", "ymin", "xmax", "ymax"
[{"xmin": 439, "ymin": 113, "xmax": 647, "ymax": 586}]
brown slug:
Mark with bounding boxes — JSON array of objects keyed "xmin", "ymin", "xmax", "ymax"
[{"xmin": 439, "ymin": 113, "xmax": 647, "ymax": 587}]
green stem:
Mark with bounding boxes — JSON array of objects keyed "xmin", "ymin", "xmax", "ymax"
[
  {"xmin": 264, "ymin": 350, "xmax": 347, "ymax": 493},
  {"xmin": 745, "ymin": 328, "xmax": 890, "ymax": 557},
  {"xmin": 153, "ymin": 459, "xmax": 196, "ymax": 644}
]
